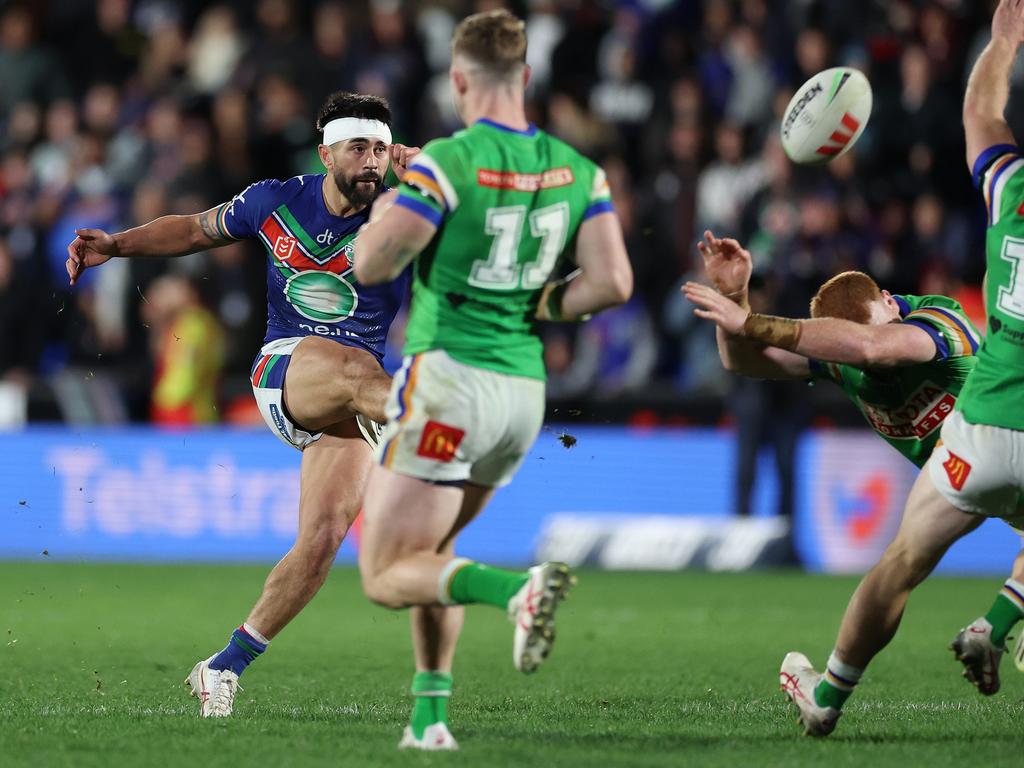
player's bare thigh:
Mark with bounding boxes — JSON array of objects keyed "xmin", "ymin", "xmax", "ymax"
[
  {"xmin": 359, "ymin": 469, "xmax": 464, "ymax": 578},
  {"xmin": 885, "ymin": 467, "xmax": 983, "ymax": 571},
  {"xmin": 359, "ymin": 474, "xmax": 493, "ymax": 570},
  {"xmin": 358, "ymin": 470, "xmax": 495, "ymax": 603},
  {"xmin": 283, "ymin": 336, "xmax": 391, "ymax": 431},
  {"xmin": 438, "ymin": 483, "xmax": 494, "ymax": 554}
]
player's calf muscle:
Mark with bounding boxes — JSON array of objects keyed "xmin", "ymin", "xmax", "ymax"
[{"xmin": 293, "ymin": 519, "xmax": 348, "ymax": 562}]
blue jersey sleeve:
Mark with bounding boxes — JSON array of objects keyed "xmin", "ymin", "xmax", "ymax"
[
  {"xmin": 217, "ymin": 179, "xmax": 286, "ymax": 240},
  {"xmin": 972, "ymin": 143, "xmax": 1024, "ymax": 226}
]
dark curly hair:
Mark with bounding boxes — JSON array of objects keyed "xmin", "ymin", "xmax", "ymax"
[{"xmin": 315, "ymin": 92, "xmax": 392, "ymax": 137}]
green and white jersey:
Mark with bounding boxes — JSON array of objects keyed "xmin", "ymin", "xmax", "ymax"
[
  {"xmin": 959, "ymin": 144, "xmax": 1024, "ymax": 429},
  {"xmin": 394, "ymin": 118, "xmax": 614, "ymax": 380},
  {"xmin": 809, "ymin": 294, "xmax": 980, "ymax": 467}
]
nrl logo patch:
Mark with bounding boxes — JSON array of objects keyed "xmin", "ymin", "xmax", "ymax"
[{"xmin": 274, "ymin": 235, "xmax": 297, "ymax": 262}]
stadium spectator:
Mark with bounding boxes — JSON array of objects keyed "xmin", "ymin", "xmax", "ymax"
[
  {"xmin": 187, "ymin": 7, "xmax": 246, "ymax": 97},
  {"xmin": 143, "ymin": 274, "xmax": 225, "ymax": 426},
  {"xmin": 0, "ymin": 5, "xmax": 71, "ymax": 119},
  {"xmin": 695, "ymin": 122, "xmax": 768, "ymax": 236}
]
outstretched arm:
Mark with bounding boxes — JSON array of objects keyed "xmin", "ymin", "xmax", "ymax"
[
  {"xmin": 684, "ymin": 283, "xmax": 938, "ymax": 368},
  {"xmin": 693, "ymin": 231, "xmax": 810, "ymax": 379},
  {"xmin": 963, "ymin": 0, "xmax": 1024, "ymax": 172},
  {"xmin": 66, "ymin": 205, "xmax": 235, "ymax": 285}
]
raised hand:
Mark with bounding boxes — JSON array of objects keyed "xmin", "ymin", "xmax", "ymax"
[
  {"xmin": 993, "ymin": 0, "xmax": 1024, "ymax": 47},
  {"xmin": 696, "ymin": 229, "xmax": 752, "ymax": 298},
  {"xmin": 389, "ymin": 144, "xmax": 421, "ymax": 182},
  {"xmin": 66, "ymin": 228, "xmax": 119, "ymax": 286},
  {"xmin": 683, "ymin": 281, "xmax": 750, "ymax": 335}
]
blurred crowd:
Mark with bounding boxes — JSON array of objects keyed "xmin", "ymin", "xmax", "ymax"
[{"xmin": 0, "ymin": 0, "xmax": 1008, "ymax": 425}]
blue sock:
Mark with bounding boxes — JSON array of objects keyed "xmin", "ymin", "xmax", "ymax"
[{"xmin": 208, "ymin": 625, "xmax": 268, "ymax": 676}]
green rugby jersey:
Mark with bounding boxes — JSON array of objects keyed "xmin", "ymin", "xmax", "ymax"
[
  {"xmin": 809, "ymin": 294, "xmax": 980, "ymax": 467},
  {"xmin": 394, "ymin": 118, "xmax": 614, "ymax": 380},
  {"xmin": 959, "ymin": 144, "xmax": 1024, "ymax": 429}
]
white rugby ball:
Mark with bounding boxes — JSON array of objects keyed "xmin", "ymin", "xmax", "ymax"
[{"xmin": 780, "ymin": 67, "xmax": 872, "ymax": 164}]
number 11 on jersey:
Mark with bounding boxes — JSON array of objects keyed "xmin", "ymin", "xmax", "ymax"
[{"xmin": 469, "ymin": 202, "xmax": 570, "ymax": 290}]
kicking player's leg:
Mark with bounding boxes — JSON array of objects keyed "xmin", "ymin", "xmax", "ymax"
[
  {"xmin": 221, "ymin": 338, "xmax": 388, "ymax": 642},
  {"xmin": 245, "ymin": 417, "xmax": 372, "ymax": 636},
  {"xmin": 284, "ymin": 336, "xmax": 392, "ymax": 428},
  {"xmin": 187, "ymin": 419, "xmax": 372, "ymax": 716},
  {"xmin": 186, "ymin": 338, "xmax": 392, "ymax": 717},
  {"xmin": 781, "ymin": 469, "xmax": 982, "ymax": 735}
]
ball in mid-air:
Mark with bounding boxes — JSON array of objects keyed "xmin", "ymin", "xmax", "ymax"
[{"xmin": 780, "ymin": 67, "xmax": 872, "ymax": 164}]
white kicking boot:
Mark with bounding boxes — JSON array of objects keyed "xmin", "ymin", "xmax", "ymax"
[
  {"xmin": 950, "ymin": 618, "xmax": 1003, "ymax": 695},
  {"xmin": 398, "ymin": 723, "xmax": 459, "ymax": 751},
  {"xmin": 779, "ymin": 651, "xmax": 841, "ymax": 737},
  {"xmin": 508, "ymin": 562, "xmax": 575, "ymax": 674},
  {"xmin": 185, "ymin": 656, "xmax": 242, "ymax": 717}
]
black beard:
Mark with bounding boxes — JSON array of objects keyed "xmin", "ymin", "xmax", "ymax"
[{"xmin": 333, "ymin": 171, "xmax": 383, "ymax": 209}]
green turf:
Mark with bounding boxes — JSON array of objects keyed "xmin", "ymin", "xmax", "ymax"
[{"xmin": 2, "ymin": 564, "xmax": 1023, "ymax": 766}]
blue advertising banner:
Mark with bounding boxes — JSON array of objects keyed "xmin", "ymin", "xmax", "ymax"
[{"xmin": 0, "ymin": 426, "xmax": 1018, "ymax": 573}]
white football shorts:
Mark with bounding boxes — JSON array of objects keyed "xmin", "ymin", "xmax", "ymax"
[
  {"xmin": 928, "ymin": 409, "xmax": 1024, "ymax": 528},
  {"xmin": 250, "ymin": 336, "xmax": 382, "ymax": 451},
  {"xmin": 376, "ymin": 350, "xmax": 545, "ymax": 488}
]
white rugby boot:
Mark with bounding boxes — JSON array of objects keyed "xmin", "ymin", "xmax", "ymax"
[
  {"xmin": 950, "ymin": 618, "xmax": 1003, "ymax": 695},
  {"xmin": 398, "ymin": 723, "xmax": 459, "ymax": 751},
  {"xmin": 185, "ymin": 656, "xmax": 242, "ymax": 717},
  {"xmin": 508, "ymin": 561, "xmax": 575, "ymax": 673},
  {"xmin": 779, "ymin": 652, "xmax": 841, "ymax": 737}
]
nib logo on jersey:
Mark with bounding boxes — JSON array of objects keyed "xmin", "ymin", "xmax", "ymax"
[{"xmin": 806, "ymin": 433, "xmax": 917, "ymax": 572}]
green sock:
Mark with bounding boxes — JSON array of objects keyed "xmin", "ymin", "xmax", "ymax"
[
  {"xmin": 813, "ymin": 678, "xmax": 853, "ymax": 710},
  {"xmin": 984, "ymin": 580, "xmax": 1024, "ymax": 648},
  {"xmin": 445, "ymin": 560, "xmax": 528, "ymax": 609},
  {"xmin": 410, "ymin": 671, "xmax": 452, "ymax": 739},
  {"xmin": 813, "ymin": 652, "xmax": 861, "ymax": 710}
]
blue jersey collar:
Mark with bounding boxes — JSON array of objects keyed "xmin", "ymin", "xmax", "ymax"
[
  {"xmin": 475, "ymin": 118, "xmax": 537, "ymax": 137},
  {"xmin": 894, "ymin": 295, "xmax": 911, "ymax": 318}
]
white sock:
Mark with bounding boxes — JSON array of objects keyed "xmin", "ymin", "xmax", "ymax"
[
  {"xmin": 436, "ymin": 558, "xmax": 472, "ymax": 606},
  {"xmin": 824, "ymin": 651, "xmax": 863, "ymax": 691},
  {"xmin": 243, "ymin": 622, "xmax": 271, "ymax": 645}
]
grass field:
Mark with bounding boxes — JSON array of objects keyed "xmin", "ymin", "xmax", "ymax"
[{"xmin": 2, "ymin": 563, "xmax": 1023, "ymax": 767}]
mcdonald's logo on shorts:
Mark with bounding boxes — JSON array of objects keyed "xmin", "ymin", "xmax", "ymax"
[
  {"xmin": 416, "ymin": 420, "xmax": 465, "ymax": 463},
  {"xmin": 942, "ymin": 451, "xmax": 972, "ymax": 491}
]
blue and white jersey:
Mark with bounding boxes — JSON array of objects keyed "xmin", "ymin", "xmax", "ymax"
[{"xmin": 215, "ymin": 174, "xmax": 408, "ymax": 360}]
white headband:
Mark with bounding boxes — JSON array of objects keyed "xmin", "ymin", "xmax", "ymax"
[{"xmin": 322, "ymin": 117, "xmax": 392, "ymax": 146}]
